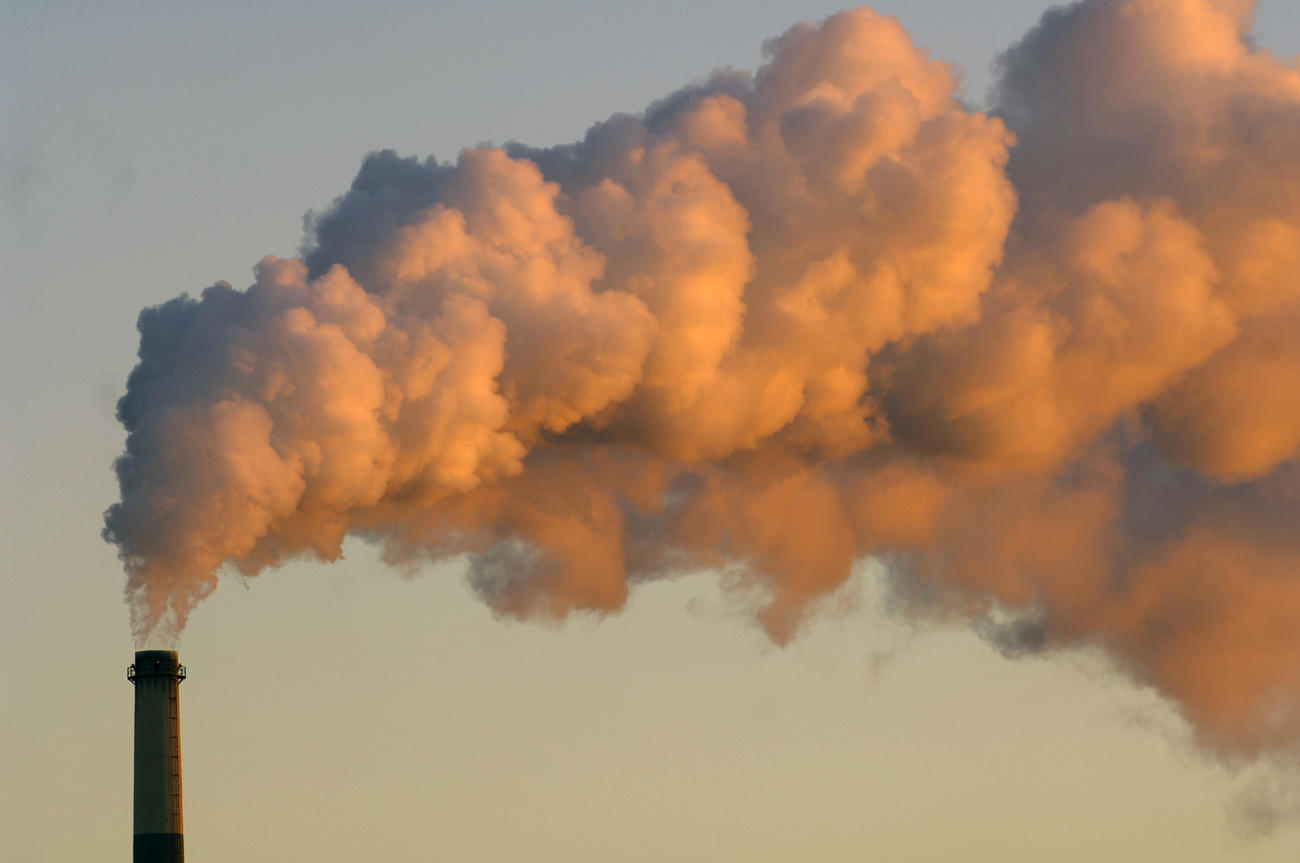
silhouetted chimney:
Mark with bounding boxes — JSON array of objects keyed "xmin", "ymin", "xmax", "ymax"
[{"xmin": 128, "ymin": 650, "xmax": 185, "ymax": 863}]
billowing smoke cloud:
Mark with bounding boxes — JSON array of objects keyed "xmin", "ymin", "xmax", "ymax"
[{"xmin": 106, "ymin": 1, "xmax": 1300, "ymax": 758}]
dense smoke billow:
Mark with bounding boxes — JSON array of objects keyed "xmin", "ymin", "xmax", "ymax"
[{"xmin": 106, "ymin": 0, "xmax": 1300, "ymax": 757}]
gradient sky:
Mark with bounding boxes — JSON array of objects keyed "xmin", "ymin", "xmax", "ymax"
[{"xmin": 4, "ymin": 2, "xmax": 1300, "ymax": 860}]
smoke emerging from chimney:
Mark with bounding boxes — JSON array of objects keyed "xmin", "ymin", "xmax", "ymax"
[{"xmin": 106, "ymin": 1, "xmax": 1300, "ymax": 758}]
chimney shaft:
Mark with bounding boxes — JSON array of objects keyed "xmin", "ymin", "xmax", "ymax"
[{"xmin": 128, "ymin": 650, "xmax": 185, "ymax": 863}]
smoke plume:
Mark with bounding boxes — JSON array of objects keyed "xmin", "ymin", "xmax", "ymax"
[{"xmin": 107, "ymin": 1, "xmax": 1300, "ymax": 758}]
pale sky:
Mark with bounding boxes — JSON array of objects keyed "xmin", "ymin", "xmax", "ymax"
[{"xmin": 4, "ymin": 2, "xmax": 1300, "ymax": 860}]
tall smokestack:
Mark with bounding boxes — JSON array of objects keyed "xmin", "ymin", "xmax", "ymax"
[{"xmin": 128, "ymin": 650, "xmax": 185, "ymax": 863}]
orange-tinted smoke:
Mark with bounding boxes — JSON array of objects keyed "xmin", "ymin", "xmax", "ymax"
[{"xmin": 106, "ymin": 1, "xmax": 1300, "ymax": 757}]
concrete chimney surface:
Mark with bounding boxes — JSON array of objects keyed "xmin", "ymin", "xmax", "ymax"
[{"xmin": 130, "ymin": 649, "xmax": 185, "ymax": 863}]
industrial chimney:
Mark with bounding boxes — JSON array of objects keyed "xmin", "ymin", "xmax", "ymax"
[{"xmin": 128, "ymin": 650, "xmax": 186, "ymax": 863}]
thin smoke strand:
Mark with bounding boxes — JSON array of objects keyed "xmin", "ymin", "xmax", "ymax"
[{"xmin": 106, "ymin": 0, "xmax": 1300, "ymax": 758}]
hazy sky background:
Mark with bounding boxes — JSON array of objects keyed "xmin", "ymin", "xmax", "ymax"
[{"xmin": 4, "ymin": 2, "xmax": 1300, "ymax": 860}]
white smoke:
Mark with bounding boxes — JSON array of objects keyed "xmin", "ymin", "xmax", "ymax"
[{"xmin": 107, "ymin": 1, "xmax": 1300, "ymax": 759}]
